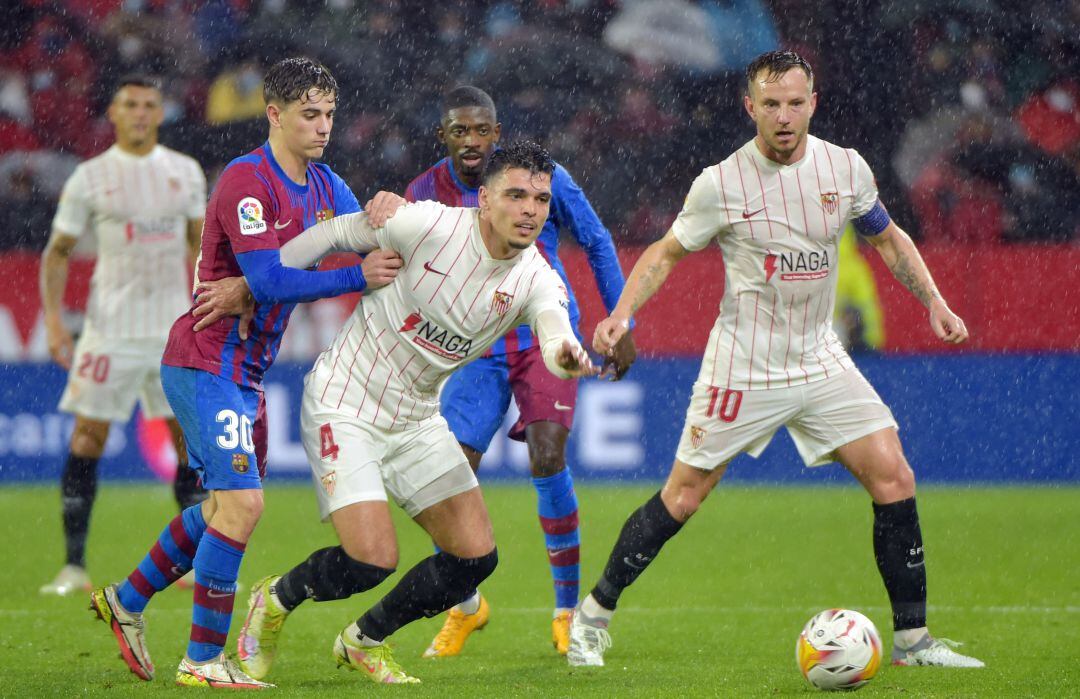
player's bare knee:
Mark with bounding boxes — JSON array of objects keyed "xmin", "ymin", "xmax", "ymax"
[
  {"xmin": 215, "ymin": 489, "xmax": 264, "ymax": 530},
  {"xmin": 868, "ymin": 459, "xmax": 915, "ymax": 503},
  {"xmin": 341, "ymin": 537, "xmax": 398, "ymax": 571},
  {"xmin": 884, "ymin": 462, "xmax": 916, "ymax": 501},
  {"xmin": 70, "ymin": 424, "xmax": 108, "ymax": 458},
  {"xmin": 663, "ymin": 484, "xmax": 705, "ymax": 522}
]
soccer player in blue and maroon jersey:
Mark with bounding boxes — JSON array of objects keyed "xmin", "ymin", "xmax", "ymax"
[
  {"xmin": 89, "ymin": 57, "xmax": 403, "ymax": 689},
  {"xmin": 405, "ymin": 86, "xmax": 637, "ymax": 657}
]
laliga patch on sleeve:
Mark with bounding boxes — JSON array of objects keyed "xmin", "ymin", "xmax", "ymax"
[{"xmin": 237, "ymin": 196, "xmax": 268, "ymax": 235}]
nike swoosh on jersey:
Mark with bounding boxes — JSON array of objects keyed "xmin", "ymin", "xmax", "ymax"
[
  {"xmin": 274, "ymin": 219, "xmax": 292, "ymax": 230},
  {"xmin": 741, "ymin": 207, "xmax": 765, "ymax": 219},
  {"xmin": 906, "ymin": 560, "xmax": 925, "ymax": 569},
  {"xmin": 554, "ymin": 401, "xmax": 572, "ymax": 411},
  {"xmin": 423, "ymin": 261, "xmax": 447, "ymax": 276}
]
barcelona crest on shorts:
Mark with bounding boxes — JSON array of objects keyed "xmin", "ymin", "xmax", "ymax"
[
  {"xmin": 820, "ymin": 192, "xmax": 839, "ymax": 215},
  {"xmin": 231, "ymin": 453, "xmax": 249, "ymax": 473},
  {"xmin": 492, "ymin": 291, "xmax": 514, "ymax": 316}
]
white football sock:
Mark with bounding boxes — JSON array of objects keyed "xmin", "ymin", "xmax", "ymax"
[
  {"xmin": 579, "ymin": 594, "xmax": 614, "ymax": 624},
  {"xmin": 453, "ymin": 591, "xmax": 481, "ymax": 615},
  {"xmin": 346, "ymin": 621, "xmax": 383, "ymax": 647},
  {"xmin": 894, "ymin": 626, "xmax": 930, "ymax": 649}
]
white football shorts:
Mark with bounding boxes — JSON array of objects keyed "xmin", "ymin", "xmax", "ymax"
[
  {"xmin": 58, "ymin": 334, "xmax": 172, "ymax": 422},
  {"xmin": 675, "ymin": 367, "xmax": 898, "ymax": 470},
  {"xmin": 301, "ymin": 383, "xmax": 476, "ymax": 520}
]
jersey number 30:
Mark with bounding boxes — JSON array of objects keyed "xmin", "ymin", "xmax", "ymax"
[{"xmin": 216, "ymin": 410, "xmax": 254, "ymax": 453}]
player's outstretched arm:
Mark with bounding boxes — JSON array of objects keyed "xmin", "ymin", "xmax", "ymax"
[
  {"xmin": 863, "ymin": 222, "xmax": 969, "ymax": 344},
  {"xmin": 593, "ymin": 229, "xmax": 691, "ymax": 355},
  {"xmin": 192, "ymin": 211, "xmax": 405, "ymax": 332}
]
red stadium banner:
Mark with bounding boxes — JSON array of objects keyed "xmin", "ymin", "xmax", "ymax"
[
  {"xmin": 0, "ymin": 245, "xmax": 1076, "ymax": 361},
  {"xmin": 565, "ymin": 243, "xmax": 1080, "ymax": 354}
]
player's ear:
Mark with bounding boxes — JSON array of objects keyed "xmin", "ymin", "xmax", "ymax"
[
  {"xmin": 493, "ymin": 123, "xmax": 502, "ymax": 142},
  {"xmin": 743, "ymin": 92, "xmax": 755, "ymax": 121},
  {"xmin": 266, "ymin": 102, "xmax": 282, "ymax": 129},
  {"xmin": 809, "ymin": 91, "xmax": 818, "ymax": 116},
  {"xmin": 436, "ymin": 124, "xmax": 447, "ymax": 145}
]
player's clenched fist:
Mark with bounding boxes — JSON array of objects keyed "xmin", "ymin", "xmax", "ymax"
[
  {"xmin": 361, "ymin": 248, "xmax": 403, "ymax": 290},
  {"xmin": 929, "ymin": 299, "xmax": 969, "ymax": 345},
  {"xmin": 593, "ymin": 314, "xmax": 631, "ymax": 356},
  {"xmin": 556, "ymin": 340, "xmax": 599, "ymax": 378},
  {"xmin": 46, "ymin": 321, "xmax": 75, "ymax": 370}
]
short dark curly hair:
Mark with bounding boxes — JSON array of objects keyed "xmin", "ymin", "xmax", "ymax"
[
  {"xmin": 745, "ymin": 50, "xmax": 813, "ymax": 94},
  {"xmin": 481, "ymin": 140, "xmax": 554, "ymax": 186},
  {"xmin": 442, "ymin": 85, "xmax": 497, "ymax": 121},
  {"xmin": 263, "ymin": 57, "xmax": 338, "ymax": 105}
]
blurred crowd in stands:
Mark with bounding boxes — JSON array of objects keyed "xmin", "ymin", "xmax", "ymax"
[{"xmin": 1, "ymin": 0, "xmax": 1079, "ymax": 250}]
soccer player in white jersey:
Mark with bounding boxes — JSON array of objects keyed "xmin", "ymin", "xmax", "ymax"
[
  {"xmin": 39, "ymin": 75, "xmax": 208, "ymax": 596},
  {"xmin": 230, "ymin": 141, "xmax": 596, "ymax": 685},
  {"xmin": 567, "ymin": 51, "xmax": 985, "ymax": 671}
]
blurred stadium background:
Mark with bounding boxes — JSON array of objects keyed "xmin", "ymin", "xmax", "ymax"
[{"xmin": 0, "ymin": 0, "xmax": 1075, "ymax": 485}]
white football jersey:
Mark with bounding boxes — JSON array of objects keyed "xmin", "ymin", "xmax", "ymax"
[
  {"xmin": 672, "ymin": 135, "xmax": 880, "ymax": 391},
  {"xmin": 304, "ymin": 201, "xmax": 569, "ymax": 429},
  {"xmin": 51, "ymin": 144, "xmax": 206, "ymax": 339}
]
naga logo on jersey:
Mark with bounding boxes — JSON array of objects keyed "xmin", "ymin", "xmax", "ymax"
[
  {"xmin": 492, "ymin": 291, "xmax": 514, "ymax": 316},
  {"xmin": 398, "ymin": 310, "xmax": 474, "ymax": 360},
  {"xmin": 237, "ymin": 197, "xmax": 267, "ymax": 235},
  {"xmin": 124, "ymin": 217, "xmax": 179, "ymax": 243},
  {"xmin": 820, "ymin": 191, "xmax": 839, "ymax": 215},
  {"xmin": 764, "ymin": 249, "xmax": 831, "ymax": 282}
]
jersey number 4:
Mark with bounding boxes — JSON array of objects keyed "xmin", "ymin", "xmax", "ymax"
[
  {"xmin": 216, "ymin": 410, "xmax": 254, "ymax": 452},
  {"xmin": 706, "ymin": 387, "xmax": 742, "ymax": 423},
  {"xmin": 319, "ymin": 423, "xmax": 340, "ymax": 461}
]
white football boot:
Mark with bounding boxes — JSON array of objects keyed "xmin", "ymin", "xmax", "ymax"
[
  {"xmin": 40, "ymin": 564, "xmax": 92, "ymax": 596},
  {"xmin": 567, "ymin": 610, "xmax": 612, "ymax": 667},
  {"xmin": 892, "ymin": 635, "xmax": 985, "ymax": 668}
]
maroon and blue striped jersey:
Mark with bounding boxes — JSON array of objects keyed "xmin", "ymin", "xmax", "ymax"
[{"xmin": 163, "ymin": 142, "xmax": 361, "ymax": 388}]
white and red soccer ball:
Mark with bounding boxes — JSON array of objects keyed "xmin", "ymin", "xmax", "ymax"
[{"xmin": 796, "ymin": 608, "xmax": 883, "ymax": 691}]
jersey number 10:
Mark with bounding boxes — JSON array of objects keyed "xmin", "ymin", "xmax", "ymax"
[{"xmin": 706, "ymin": 387, "xmax": 743, "ymax": 423}]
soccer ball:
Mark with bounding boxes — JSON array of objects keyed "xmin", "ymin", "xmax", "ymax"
[{"xmin": 796, "ymin": 608, "xmax": 882, "ymax": 691}]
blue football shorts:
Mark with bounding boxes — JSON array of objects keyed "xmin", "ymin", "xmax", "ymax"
[{"xmin": 160, "ymin": 365, "xmax": 267, "ymax": 491}]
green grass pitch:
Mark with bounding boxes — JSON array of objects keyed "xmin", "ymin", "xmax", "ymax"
[{"xmin": 1, "ymin": 483, "xmax": 1077, "ymax": 696}]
